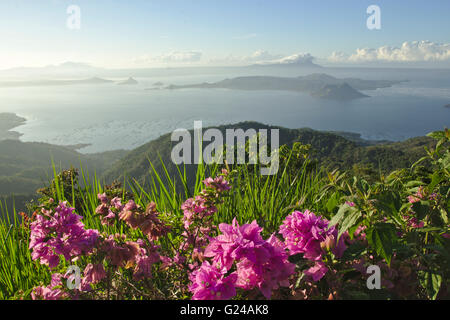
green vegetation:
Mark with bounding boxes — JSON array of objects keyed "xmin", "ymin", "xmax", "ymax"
[
  {"xmin": 103, "ymin": 121, "xmax": 435, "ymax": 190},
  {"xmin": 0, "ymin": 140, "xmax": 124, "ymax": 214},
  {"xmin": 0, "ymin": 125, "xmax": 448, "ymax": 300}
]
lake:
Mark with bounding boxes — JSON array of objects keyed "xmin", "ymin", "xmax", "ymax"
[{"xmin": 0, "ymin": 66, "xmax": 449, "ymax": 153}]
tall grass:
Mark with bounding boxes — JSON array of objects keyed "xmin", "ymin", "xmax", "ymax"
[{"xmin": 0, "ymin": 149, "xmax": 329, "ymax": 299}]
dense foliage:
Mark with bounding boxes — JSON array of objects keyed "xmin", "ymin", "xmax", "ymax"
[
  {"xmin": 0, "ymin": 128, "xmax": 448, "ymax": 300},
  {"xmin": 103, "ymin": 122, "xmax": 435, "ymax": 189}
]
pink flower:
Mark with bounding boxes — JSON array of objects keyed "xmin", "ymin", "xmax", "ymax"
[
  {"xmin": 408, "ymin": 186, "xmax": 425, "ymax": 204},
  {"xmin": 304, "ymin": 262, "xmax": 329, "ymax": 282},
  {"xmin": 189, "ymin": 261, "xmax": 237, "ymax": 300},
  {"xmin": 204, "ymin": 218, "xmax": 267, "ymax": 269},
  {"xmin": 133, "ymin": 242, "xmax": 161, "ymax": 281},
  {"xmin": 31, "ymin": 273, "xmax": 66, "ymax": 300},
  {"xmin": 83, "ymin": 263, "xmax": 106, "ymax": 284},
  {"xmin": 98, "ymin": 193, "xmax": 108, "ymax": 204},
  {"xmin": 203, "ymin": 176, "xmax": 231, "ymax": 192},
  {"xmin": 29, "ymin": 202, "xmax": 99, "ymax": 268},
  {"xmin": 345, "ymin": 201, "xmax": 355, "ymax": 207},
  {"xmin": 407, "ymin": 195, "xmax": 421, "ymax": 204},
  {"xmin": 182, "ymin": 196, "xmax": 217, "ymax": 228},
  {"xmin": 202, "ymin": 219, "xmax": 295, "ymax": 299},
  {"xmin": 279, "ymin": 210, "xmax": 346, "ymax": 261},
  {"xmin": 111, "ymin": 197, "xmax": 123, "ymax": 210}
]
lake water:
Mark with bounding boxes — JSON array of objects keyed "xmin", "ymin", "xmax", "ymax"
[{"xmin": 0, "ymin": 67, "xmax": 449, "ymax": 153}]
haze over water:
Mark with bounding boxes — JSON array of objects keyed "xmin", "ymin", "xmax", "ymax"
[{"xmin": 0, "ymin": 66, "xmax": 449, "ymax": 153}]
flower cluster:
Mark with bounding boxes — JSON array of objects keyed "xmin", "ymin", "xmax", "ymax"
[
  {"xmin": 96, "ymin": 194, "xmax": 170, "ymax": 241},
  {"xmin": 32, "ymin": 273, "xmax": 67, "ymax": 300},
  {"xmin": 181, "ymin": 196, "xmax": 218, "ymax": 229},
  {"xmin": 404, "ymin": 186, "xmax": 434, "ymax": 229},
  {"xmin": 100, "ymin": 234, "xmax": 161, "ymax": 280},
  {"xmin": 203, "ymin": 175, "xmax": 232, "ymax": 193},
  {"xmin": 279, "ymin": 210, "xmax": 346, "ymax": 281},
  {"xmin": 190, "ymin": 218, "xmax": 295, "ymax": 300},
  {"xmin": 189, "ymin": 261, "xmax": 237, "ymax": 300},
  {"xmin": 29, "ymin": 201, "xmax": 99, "ymax": 268},
  {"xmin": 174, "ymin": 170, "xmax": 232, "ymax": 273},
  {"xmin": 95, "ymin": 193, "xmax": 122, "ymax": 225},
  {"xmin": 119, "ymin": 201, "xmax": 171, "ymax": 241},
  {"xmin": 182, "ymin": 170, "xmax": 231, "ymax": 229}
]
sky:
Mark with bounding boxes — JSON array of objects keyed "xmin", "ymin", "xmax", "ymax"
[{"xmin": 0, "ymin": 0, "xmax": 450, "ymax": 69}]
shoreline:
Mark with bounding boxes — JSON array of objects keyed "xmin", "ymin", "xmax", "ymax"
[
  {"xmin": 0, "ymin": 112, "xmax": 26, "ymax": 141},
  {"xmin": 0, "ymin": 112, "xmax": 92, "ymax": 151}
]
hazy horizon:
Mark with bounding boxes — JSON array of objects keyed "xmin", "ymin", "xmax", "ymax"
[{"xmin": 1, "ymin": 1, "xmax": 450, "ymax": 70}]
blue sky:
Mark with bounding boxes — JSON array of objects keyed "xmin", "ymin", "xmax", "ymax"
[{"xmin": 1, "ymin": 0, "xmax": 450, "ymax": 68}]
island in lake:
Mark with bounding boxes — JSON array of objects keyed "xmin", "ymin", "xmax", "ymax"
[
  {"xmin": 0, "ymin": 113, "xmax": 26, "ymax": 140},
  {"xmin": 0, "ymin": 77, "xmax": 114, "ymax": 88},
  {"xmin": 444, "ymin": 104, "xmax": 450, "ymax": 108},
  {"xmin": 166, "ymin": 73, "xmax": 406, "ymax": 100},
  {"xmin": 117, "ymin": 77, "xmax": 138, "ymax": 85}
]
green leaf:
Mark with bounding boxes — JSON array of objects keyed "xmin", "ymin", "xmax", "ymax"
[
  {"xmin": 440, "ymin": 208, "xmax": 448, "ymax": 224},
  {"xmin": 411, "ymin": 201, "xmax": 430, "ymax": 220},
  {"xmin": 330, "ymin": 203, "xmax": 353, "ymax": 227},
  {"xmin": 427, "ymin": 172, "xmax": 443, "ymax": 192},
  {"xmin": 326, "ymin": 191, "xmax": 341, "ymax": 213},
  {"xmin": 413, "ymin": 227, "xmax": 442, "ymax": 233},
  {"xmin": 337, "ymin": 210, "xmax": 362, "ymax": 239},
  {"xmin": 366, "ymin": 223, "xmax": 398, "ymax": 266},
  {"xmin": 419, "ymin": 271, "xmax": 442, "ymax": 300},
  {"xmin": 427, "ymin": 131, "xmax": 446, "ymax": 140},
  {"xmin": 439, "ymin": 152, "xmax": 450, "ymax": 170},
  {"xmin": 374, "ymin": 191, "xmax": 402, "ymax": 217},
  {"xmin": 405, "ymin": 180, "xmax": 424, "ymax": 188},
  {"xmin": 341, "ymin": 241, "xmax": 367, "ymax": 261}
]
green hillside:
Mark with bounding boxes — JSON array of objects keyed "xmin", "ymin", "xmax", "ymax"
[
  {"xmin": 0, "ymin": 140, "xmax": 125, "ymax": 213},
  {"xmin": 102, "ymin": 121, "xmax": 435, "ymax": 187}
]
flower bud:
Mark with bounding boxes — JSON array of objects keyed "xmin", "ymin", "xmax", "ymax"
[{"xmin": 320, "ymin": 235, "xmax": 336, "ymax": 252}]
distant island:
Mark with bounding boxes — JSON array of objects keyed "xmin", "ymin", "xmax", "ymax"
[
  {"xmin": 444, "ymin": 104, "xmax": 450, "ymax": 108},
  {"xmin": 0, "ymin": 113, "xmax": 26, "ymax": 140},
  {"xmin": 166, "ymin": 73, "xmax": 405, "ymax": 100},
  {"xmin": 311, "ymin": 83, "xmax": 368, "ymax": 100},
  {"xmin": 145, "ymin": 81, "xmax": 165, "ymax": 91},
  {"xmin": 0, "ymin": 77, "xmax": 114, "ymax": 88},
  {"xmin": 117, "ymin": 77, "xmax": 138, "ymax": 85}
]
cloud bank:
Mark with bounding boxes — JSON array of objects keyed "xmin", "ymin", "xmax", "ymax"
[
  {"xmin": 135, "ymin": 51, "xmax": 203, "ymax": 65},
  {"xmin": 210, "ymin": 51, "xmax": 317, "ymax": 66},
  {"xmin": 329, "ymin": 41, "xmax": 450, "ymax": 63},
  {"xmin": 272, "ymin": 53, "xmax": 316, "ymax": 65}
]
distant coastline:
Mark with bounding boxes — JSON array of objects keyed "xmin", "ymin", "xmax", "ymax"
[
  {"xmin": 0, "ymin": 77, "xmax": 114, "ymax": 88},
  {"xmin": 0, "ymin": 113, "xmax": 26, "ymax": 140},
  {"xmin": 165, "ymin": 74, "xmax": 405, "ymax": 101},
  {"xmin": 0, "ymin": 112, "xmax": 91, "ymax": 151}
]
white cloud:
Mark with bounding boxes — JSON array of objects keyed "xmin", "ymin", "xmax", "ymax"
[
  {"xmin": 134, "ymin": 51, "xmax": 203, "ymax": 65},
  {"xmin": 159, "ymin": 51, "xmax": 202, "ymax": 63},
  {"xmin": 135, "ymin": 50, "xmax": 318, "ymax": 67},
  {"xmin": 272, "ymin": 53, "xmax": 315, "ymax": 65},
  {"xmin": 328, "ymin": 51, "xmax": 349, "ymax": 63},
  {"xmin": 210, "ymin": 51, "xmax": 316, "ymax": 66},
  {"xmin": 208, "ymin": 50, "xmax": 281, "ymax": 65},
  {"xmin": 329, "ymin": 41, "xmax": 450, "ymax": 63},
  {"xmin": 245, "ymin": 50, "xmax": 283, "ymax": 62}
]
